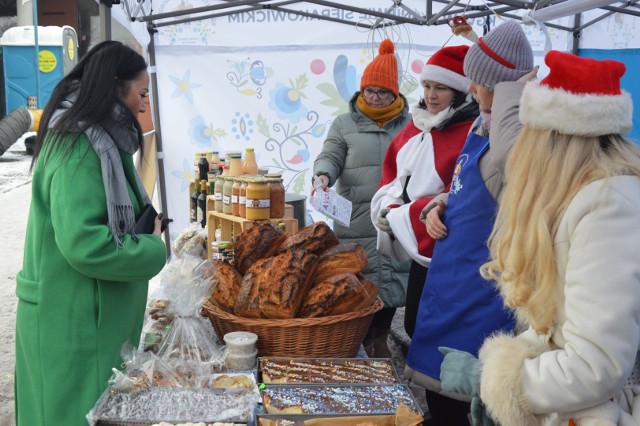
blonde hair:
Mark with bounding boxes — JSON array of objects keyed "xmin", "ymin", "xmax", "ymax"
[{"xmin": 481, "ymin": 127, "xmax": 640, "ymax": 333}]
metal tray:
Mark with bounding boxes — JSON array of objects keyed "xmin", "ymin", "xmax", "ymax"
[
  {"xmin": 257, "ymin": 357, "xmax": 401, "ymax": 385},
  {"xmin": 259, "ymin": 383, "xmax": 423, "ymax": 416}
]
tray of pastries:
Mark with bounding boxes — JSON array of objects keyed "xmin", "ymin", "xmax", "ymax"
[
  {"xmin": 260, "ymin": 384, "xmax": 423, "ymax": 416},
  {"xmin": 258, "ymin": 357, "xmax": 400, "ymax": 385}
]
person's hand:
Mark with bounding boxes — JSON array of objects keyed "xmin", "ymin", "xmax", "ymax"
[
  {"xmin": 376, "ymin": 208, "xmax": 393, "ymax": 236},
  {"xmin": 439, "ymin": 347, "xmax": 480, "ymax": 397},
  {"xmin": 440, "ymin": 347, "xmax": 497, "ymax": 426},
  {"xmin": 316, "ymin": 174, "xmax": 330, "ymax": 190},
  {"xmin": 153, "ymin": 214, "xmax": 164, "ymax": 236},
  {"xmin": 426, "ymin": 200, "xmax": 447, "ymax": 240},
  {"xmin": 518, "ymin": 65, "xmax": 539, "ymax": 84}
]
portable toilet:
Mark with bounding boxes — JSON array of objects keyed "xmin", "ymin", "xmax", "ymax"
[{"xmin": 0, "ymin": 26, "xmax": 78, "ymax": 112}]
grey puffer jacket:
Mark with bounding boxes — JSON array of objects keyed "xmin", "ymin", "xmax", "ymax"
[{"xmin": 313, "ymin": 92, "xmax": 412, "ymax": 308}]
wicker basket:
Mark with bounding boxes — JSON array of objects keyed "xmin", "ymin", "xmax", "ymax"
[{"xmin": 202, "ymin": 298, "xmax": 383, "ymax": 357}]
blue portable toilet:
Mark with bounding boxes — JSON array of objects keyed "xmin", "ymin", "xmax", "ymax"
[{"xmin": 0, "ymin": 26, "xmax": 78, "ymax": 112}]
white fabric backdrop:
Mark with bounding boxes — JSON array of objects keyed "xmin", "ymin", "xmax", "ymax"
[{"xmin": 114, "ymin": 0, "xmax": 583, "ymax": 235}]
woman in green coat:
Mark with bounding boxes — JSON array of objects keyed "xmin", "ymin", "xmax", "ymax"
[{"xmin": 15, "ymin": 41, "xmax": 167, "ymax": 425}]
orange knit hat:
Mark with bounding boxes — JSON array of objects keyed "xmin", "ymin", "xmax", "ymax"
[{"xmin": 360, "ymin": 39, "xmax": 399, "ymax": 96}]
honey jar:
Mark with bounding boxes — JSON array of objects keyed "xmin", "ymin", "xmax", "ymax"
[{"xmin": 245, "ymin": 177, "xmax": 270, "ymax": 220}]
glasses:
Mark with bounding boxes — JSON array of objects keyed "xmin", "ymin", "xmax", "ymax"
[{"xmin": 363, "ymin": 87, "xmax": 392, "ymax": 100}]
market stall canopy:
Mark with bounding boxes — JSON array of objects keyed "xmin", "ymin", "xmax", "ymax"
[{"xmin": 115, "ymin": 0, "xmax": 640, "ymax": 34}]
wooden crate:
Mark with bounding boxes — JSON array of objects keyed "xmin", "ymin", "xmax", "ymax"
[{"xmin": 207, "ymin": 210, "xmax": 298, "ymax": 259}]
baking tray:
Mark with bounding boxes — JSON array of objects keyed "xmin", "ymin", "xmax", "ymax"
[
  {"xmin": 259, "ymin": 384, "xmax": 423, "ymax": 416},
  {"xmin": 257, "ymin": 357, "xmax": 401, "ymax": 385},
  {"xmin": 89, "ymin": 386, "xmax": 254, "ymax": 426}
]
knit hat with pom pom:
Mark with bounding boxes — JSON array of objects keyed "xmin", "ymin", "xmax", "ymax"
[{"xmin": 360, "ymin": 39, "xmax": 399, "ymax": 96}]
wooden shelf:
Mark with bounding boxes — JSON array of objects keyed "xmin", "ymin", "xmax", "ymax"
[{"xmin": 206, "ymin": 210, "xmax": 298, "ymax": 259}]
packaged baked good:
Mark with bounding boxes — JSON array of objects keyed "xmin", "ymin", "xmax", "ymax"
[{"xmin": 172, "ymin": 225, "xmax": 208, "ymax": 259}]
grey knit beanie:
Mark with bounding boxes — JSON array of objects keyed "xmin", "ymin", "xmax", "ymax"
[{"xmin": 463, "ymin": 21, "xmax": 534, "ymax": 90}]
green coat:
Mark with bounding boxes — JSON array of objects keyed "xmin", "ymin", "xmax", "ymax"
[
  {"xmin": 15, "ymin": 134, "xmax": 167, "ymax": 426},
  {"xmin": 313, "ymin": 92, "xmax": 411, "ymax": 308}
]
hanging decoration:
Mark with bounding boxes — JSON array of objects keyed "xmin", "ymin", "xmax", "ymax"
[{"xmin": 448, "ymin": 16, "xmax": 479, "ymax": 43}]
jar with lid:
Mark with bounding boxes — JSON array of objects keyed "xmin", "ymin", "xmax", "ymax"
[
  {"xmin": 228, "ymin": 154, "xmax": 243, "ymax": 177},
  {"xmin": 231, "ymin": 178, "xmax": 242, "ymax": 216},
  {"xmin": 245, "ymin": 177, "xmax": 270, "ymax": 220},
  {"xmin": 223, "ymin": 177, "xmax": 234, "ymax": 215},
  {"xmin": 242, "ymin": 148, "xmax": 258, "ymax": 175},
  {"xmin": 239, "ymin": 178, "xmax": 249, "ymax": 218},
  {"xmin": 214, "ymin": 175, "xmax": 225, "ymax": 212},
  {"xmin": 266, "ymin": 177, "xmax": 285, "ymax": 218}
]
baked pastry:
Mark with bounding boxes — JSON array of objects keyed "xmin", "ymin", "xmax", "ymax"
[
  {"xmin": 277, "ymin": 221, "xmax": 338, "ymax": 256},
  {"xmin": 202, "ymin": 260, "xmax": 243, "ymax": 313},
  {"xmin": 234, "ymin": 257, "xmax": 274, "ymax": 318},
  {"xmin": 259, "ymin": 250, "xmax": 319, "ymax": 319},
  {"xmin": 262, "ymin": 385, "xmax": 420, "ymax": 414},
  {"xmin": 211, "ymin": 374, "xmax": 254, "ymax": 389},
  {"xmin": 313, "ymin": 243, "xmax": 368, "ymax": 284},
  {"xmin": 259, "ymin": 358, "xmax": 398, "ymax": 384},
  {"xmin": 298, "ymin": 272, "xmax": 379, "ymax": 318},
  {"xmin": 233, "ymin": 223, "xmax": 287, "ymax": 275}
]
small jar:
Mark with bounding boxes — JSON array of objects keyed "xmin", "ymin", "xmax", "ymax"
[
  {"xmin": 266, "ymin": 177, "xmax": 285, "ymax": 218},
  {"xmin": 239, "ymin": 178, "xmax": 249, "ymax": 218},
  {"xmin": 228, "ymin": 154, "xmax": 243, "ymax": 177},
  {"xmin": 222, "ymin": 176, "xmax": 234, "ymax": 215},
  {"xmin": 231, "ymin": 178, "xmax": 242, "ymax": 216},
  {"xmin": 214, "ymin": 175, "xmax": 225, "ymax": 212},
  {"xmin": 223, "ymin": 331, "xmax": 258, "ymax": 355},
  {"xmin": 245, "ymin": 177, "xmax": 270, "ymax": 220}
]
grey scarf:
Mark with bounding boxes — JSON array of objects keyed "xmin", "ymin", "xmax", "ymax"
[{"xmin": 50, "ymin": 88, "xmax": 151, "ymax": 248}]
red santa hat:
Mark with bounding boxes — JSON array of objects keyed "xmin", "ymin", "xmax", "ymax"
[
  {"xmin": 520, "ymin": 50, "xmax": 632, "ymax": 136},
  {"xmin": 420, "ymin": 45, "xmax": 471, "ymax": 93}
]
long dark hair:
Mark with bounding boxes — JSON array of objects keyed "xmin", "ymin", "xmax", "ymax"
[{"xmin": 32, "ymin": 40, "xmax": 147, "ymax": 168}]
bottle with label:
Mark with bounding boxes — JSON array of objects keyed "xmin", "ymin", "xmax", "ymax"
[
  {"xmin": 197, "ymin": 180, "xmax": 207, "ymax": 228},
  {"xmin": 245, "ymin": 177, "xmax": 270, "ymax": 220},
  {"xmin": 208, "ymin": 172, "xmax": 216, "ymax": 195},
  {"xmin": 222, "ymin": 177, "xmax": 234, "ymax": 215},
  {"xmin": 231, "ymin": 177, "xmax": 242, "ymax": 216},
  {"xmin": 190, "ymin": 180, "xmax": 199, "ymax": 223},
  {"xmin": 242, "ymin": 148, "xmax": 258, "ymax": 175},
  {"xmin": 214, "ymin": 175, "xmax": 225, "ymax": 213},
  {"xmin": 209, "ymin": 151, "xmax": 220, "ymax": 175},
  {"xmin": 193, "ymin": 152, "xmax": 200, "ymax": 176},
  {"xmin": 239, "ymin": 178, "xmax": 248, "ymax": 218},
  {"xmin": 198, "ymin": 153, "xmax": 209, "ymax": 182},
  {"xmin": 228, "ymin": 154, "xmax": 243, "ymax": 177}
]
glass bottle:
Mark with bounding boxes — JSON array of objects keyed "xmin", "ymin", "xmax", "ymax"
[
  {"xmin": 242, "ymin": 147, "xmax": 258, "ymax": 175},
  {"xmin": 190, "ymin": 180, "xmax": 199, "ymax": 223},
  {"xmin": 228, "ymin": 154, "xmax": 243, "ymax": 177},
  {"xmin": 223, "ymin": 177, "xmax": 234, "ymax": 215},
  {"xmin": 214, "ymin": 175, "xmax": 225, "ymax": 212},
  {"xmin": 266, "ymin": 177, "xmax": 285, "ymax": 218},
  {"xmin": 239, "ymin": 178, "xmax": 248, "ymax": 218},
  {"xmin": 208, "ymin": 172, "xmax": 216, "ymax": 195},
  {"xmin": 245, "ymin": 177, "xmax": 270, "ymax": 220},
  {"xmin": 197, "ymin": 180, "xmax": 207, "ymax": 228},
  {"xmin": 198, "ymin": 153, "xmax": 209, "ymax": 182},
  {"xmin": 193, "ymin": 152, "xmax": 200, "ymax": 176},
  {"xmin": 232, "ymin": 177, "xmax": 242, "ymax": 216},
  {"xmin": 209, "ymin": 151, "xmax": 221, "ymax": 175}
]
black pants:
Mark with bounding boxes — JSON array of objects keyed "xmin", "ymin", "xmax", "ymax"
[
  {"xmin": 404, "ymin": 260, "xmax": 428, "ymax": 338},
  {"xmin": 364, "ymin": 306, "xmax": 397, "ymax": 343},
  {"xmin": 424, "ymin": 389, "xmax": 470, "ymax": 426}
]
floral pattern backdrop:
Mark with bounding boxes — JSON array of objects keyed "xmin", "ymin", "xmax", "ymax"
[{"xmin": 150, "ymin": 0, "xmax": 575, "ymax": 234}]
